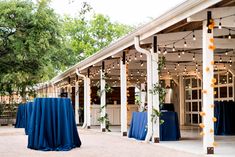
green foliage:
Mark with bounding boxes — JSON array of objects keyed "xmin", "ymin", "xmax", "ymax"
[
  {"xmin": 97, "ymin": 113, "xmax": 111, "ymax": 132},
  {"xmin": 151, "ymin": 108, "xmax": 164, "ymax": 124}
]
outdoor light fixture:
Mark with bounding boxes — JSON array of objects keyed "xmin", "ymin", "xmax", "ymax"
[
  {"xmin": 112, "ymin": 64, "xmax": 115, "ymax": 69},
  {"xmin": 140, "ymin": 53, "xmax": 143, "ymax": 58},
  {"xmin": 174, "ymin": 65, "xmax": 177, "ymax": 71},
  {"xmin": 228, "ymin": 29, "xmax": 231, "ymax": 39},
  {"xmin": 193, "ymin": 30, "xmax": 196, "ymax": 40},
  {"xmin": 172, "ymin": 43, "xmax": 176, "ymax": 51},
  {"xmin": 229, "ymin": 57, "xmax": 232, "ymax": 63},
  {"xmin": 177, "ymin": 62, "xmax": 180, "ymax": 66},
  {"xmin": 134, "ymin": 54, "xmax": 137, "ymax": 60},
  {"xmin": 196, "ymin": 62, "xmax": 198, "ymax": 67},
  {"xmin": 184, "ymin": 39, "xmax": 187, "ymax": 47},
  {"xmin": 219, "ymin": 56, "xmax": 222, "ymax": 62},
  {"xmin": 141, "ymin": 62, "xmax": 144, "ymax": 67},
  {"xmin": 178, "ymin": 52, "xmax": 181, "ymax": 58},
  {"xmin": 218, "ymin": 18, "xmax": 222, "ymax": 29},
  {"xmin": 193, "ymin": 53, "xmax": 195, "ymax": 60},
  {"xmin": 182, "ymin": 50, "xmax": 185, "ymax": 55},
  {"xmin": 225, "ymin": 50, "xmax": 228, "ymax": 55}
]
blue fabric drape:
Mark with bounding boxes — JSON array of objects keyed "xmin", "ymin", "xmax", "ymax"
[
  {"xmin": 28, "ymin": 98, "xmax": 81, "ymax": 151},
  {"xmin": 214, "ymin": 101, "xmax": 235, "ymax": 135},
  {"xmin": 160, "ymin": 111, "xmax": 181, "ymax": 141},
  {"xmin": 25, "ymin": 102, "xmax": 34, "ymax": 135},
  {"xmin": 128, "ymin": 112, "xmax": 148, "ymax": 140},
  {"xmin": 128, "ymin": 111, "xmax": 180, "ymax": 141},
  {"xmin": 15, "ymin": 104, "xmax": 26, "ymax": 128}
]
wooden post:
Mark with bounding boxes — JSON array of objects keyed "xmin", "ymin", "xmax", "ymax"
[
  {"xmin": 100, "ymin": 61, "xmax": 106, "ymax": 132},
  {"xmin": 152, "ymin": 36, "xmax": 160, "ymax": 143},
  {"xmin": 202, "ymin": 11, "xmax": 214, "ymax": 154},
  {"xmin": 120, "ymin": 51, "xmax": 127, "ymax": 136}
]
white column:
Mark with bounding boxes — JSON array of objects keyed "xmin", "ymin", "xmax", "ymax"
[
  {"xmin": 179, "ymin": 75, "xmax": 185, "ymax": 125},
  {"xmin": 75, "ymin": 81, "xmax": 79, "ymax": 125},
  {"xmin": 140, "ymin": 83, "xmax": 146, "ymax": 112},
  {"xmin": 83, "ymin": 78, "xmax": 87, "ymax": 128},
  {"xmin": 100, "ymin": 68, "xmax": 106, "ymax": 132},
  {"xmin": 86, "ymin": 77, "xmax": 91, "ymax": 128},
  {"xmin": 120, "ymin": 57, "xmax": 127, "ymax": 136},
  {"xmin": 202, "ymin": 19, "xmax": 214, "ymax": 154},
  {"xmin": 145, "ymin": 53, "xmax": 153, "ymax": 142},
  {"xmin": 151, "ymin": 49, "xmax": 160, "ymax": 143}
]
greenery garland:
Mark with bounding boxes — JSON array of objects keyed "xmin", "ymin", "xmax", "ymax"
[
  {"xmin": 150, "ymin": 56, "xmax": 166, "ymax": 125},
  {"xmin": 96, "ymin": 72, "xmax": 113, "ymax": 132}
]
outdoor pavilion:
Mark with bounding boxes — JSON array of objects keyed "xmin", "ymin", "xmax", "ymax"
[{"xmin": 36, "ymin": 0, "xmax": 235, "ymax": 155}]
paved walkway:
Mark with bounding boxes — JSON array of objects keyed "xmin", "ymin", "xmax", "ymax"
[{"xmin": 0, "ymin": 127, "xmax": 204, "ymax": 157}]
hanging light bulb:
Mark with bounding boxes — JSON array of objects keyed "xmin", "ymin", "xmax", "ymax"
[
  {"xmin": 129, "ymin": 56, "xmax": 132, "ymax": 62},
  {"xmin": 131, "ymin": 72, "xmax": 133, "ymax": 76},
  {"xmin": 219, "ymin": 56, "xmax": 222, "ymax": 62},
  {"xmin": 228, "ymin": 29, "xmax": 231, "ymax": 39},
  {"xmin": 184, "ymin": 39, "xmax": 187, "ymax": 47},
  {"xmin": 225, "ymin": 50, "xmax": 228, "ymax": 55},
  {"xmin": 172, "ymin": 43, "xmax": 176, "ymax": 51},
  {"xmin": 224, "ymin": 64, "xmax": 226, "ymax": 69},
  {"xmin": 141, "ymin": 61, "xmax": 144, "ymax": 67},
  {"xmin": 193, "ymin": 53, "xmax": 195, "ymax": 61},
  {"xmin": 177, "ymin": 62, "xmax": 180, "ymax": 66},
  {"xmin": 184, "ymin": 66, "xmax": 187, "ymax": 72},
  {"xmin": 140, "ymin": 53, "xmax": 143, "ymax": 58},
  {"xmin": 193, "ymin": 30, "xmax": 196, "ymax": 41},
  {"xmin": 218, "ymin": 18, "xmax": 222, "ymax": 29},
  {"xmin": 229, "ymin": 57, "xmax": 232, "ymax": 63},
  {"xmin": 178, "ymin": 52, "xmax": 181, "ymax": 58},
  {"xmin": 134, "ymin": 54, "xmax": 137, "ymax": 60},
  {"xmin": 182, "ymin": 49, "xmax": 185, "ymax": 55},
  {"xmin": 174, "ymin": 65, "xmax": 177, "ymax": 71},
  {"xmin": 112, "ymin": 64, "xmax": 115, "ymax": 69},
  {"xmin": 137, "ymin": 70, "xmax": 140, "ymax": 74},
  {"xmin": 164, "ymin": 65, "xmax": 166, "ymax": 70},
  {"xmin": 196, "ymin": 67, "xmax": 198, "ymax": 72},
  {"xmin": 167, "ymin": 71, "xmax": 170, "ymax": 75},
  {"xmin": 117, "ymin": 61, "xmax": 120, "ymax": 67},
  {"xmin": 196, "ymin": 62, "xmax": 198, "ymax": 67},
  {"xmin": 158, "ymin": 48, "xmax": 161, "ymax": 54},
  {"xmin": 230, "ymin": 63, "xmax": 232, "ymax": 67}
]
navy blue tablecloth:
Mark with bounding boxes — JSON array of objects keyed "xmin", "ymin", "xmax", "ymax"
[
  {"xmin": 28, "ymin": 98, "xmax": 81, "ymax": 151},
  {"xmin": 25, "ymin": 102, "xmax": 34, "ymax": 135},
  {"xmin": 128, "ymin": 111, "xmax": 180, "ymax": 141},
  {"xmin": 160, "ymin": 111, "xmax": 181, "ymax": 141},
  {"xmin": 15, "ymin": 104, "xmax": 26, "ymax": 128},
  {"xmin": 214, "ymin": 101, "xmax": 235, "ymax": 135}
]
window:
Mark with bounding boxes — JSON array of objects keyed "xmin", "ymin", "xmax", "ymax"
[{"xmin": 184, "ymin": 71, "xmax": 234, "ymax": 125}]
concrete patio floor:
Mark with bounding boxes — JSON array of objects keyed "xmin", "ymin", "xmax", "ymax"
[{"xmin": 0, "ymin": 126, "xmax": 205, "ymax": 157}]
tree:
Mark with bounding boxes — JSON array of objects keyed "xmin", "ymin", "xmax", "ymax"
[
  {"xmin": 0, "ymin": 0, "xmax": 68, "ymax": 99},
  {"xmin": 62, "ymin": 2, "xmax": 133, "ymax": 65}
]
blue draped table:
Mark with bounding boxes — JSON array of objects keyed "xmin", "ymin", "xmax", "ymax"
[
  {"xmin": 25, "ymin": 102, "xmax": 34, "ymax": 135},
  {"xmin": 128, "ymin": 111, "xmax": 180, "ymax": 141},
  {"xmin": 28, "ymin": 98, "xmax": 81, "ymax": 151},
  {"xmin": 214, "ymin": 101, "xmax": 235, "ymax": 135},
  {"xmin": 15, "ymin": 104, "xmax": 26, "ymax": 128}
]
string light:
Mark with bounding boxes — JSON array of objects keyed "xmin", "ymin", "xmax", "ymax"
[
  {"xmin": 140, "ymin": 53, "xmax": 143, "ymax": 58},
  {"xmin": 193, "ymin": 30, "xmax": 196, "ymax": 41},
  {"xmin": 182, "ymin": 49, "xmax": 185, "ymax": 55},
  {"xmin": 196, "ymin": 62, "xmax": 198, "ymax": 67},
  {"xmin": 164, "ymin": 65, "xmax": 166, "ymax": 70},
  {"xmin": 172, "ymin": 43, "xmax": 176, "ymax": 51},
  {"xmin": 225, "ymin": 50, "xmax": 228, "ymax": 55},
  {"xmin": 219, "ymin": 56, "xmax": 222, "ymax": 62},
  {"xmin": 158, "ymin": 48, "xmax": 161, "ymax": 54},
  {"xmin": 178, "ymin": 52, "xmax": 181, "ymax": 58},
  {"xmin": 141, "ymin": 61, "xmax": 144, "ymax": 67},
  {"xmin": 177, "ymin": 62, "xmax": 180, "ymax": 66},
  {"xmin": 229, "ymin": 57, "xmax": 232, "ymax": 63},
  {"xmin": 134, "ymin": 54, "xmax": 137, "ymax": 60},
  {"xmin": 112, "ymin": 64, "xmax": 115, "ymax": 69},
  {"xmin": 184, "ymin": 38, "xmax": 187, "ymax": 47},
  {"xmin": 218, "ymin": 18, "xmax": 222, "ymax": 29},
  {"xmin": 137, "ymin": 70, "xmax": 140, "ymax": 74},
  {"xmin": 174, "ymin": 65, "xmax": 177, "ymax": 71},
  {"xmin": 228, "ymin": 29, "xmax": 231, "ymax": 39},
  {"xmin": 193, "ymin": 53, "xmax": 195, "ymax": 61}
]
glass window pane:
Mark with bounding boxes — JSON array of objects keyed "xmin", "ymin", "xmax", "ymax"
[
  {"xmin": 220, "ymin": 87, "xmax": 227, "ymax": 98},
  {"xmin": 228, "ymin": 72, "xmax": 233, "ymax": 83},
  {"xmin": 192, "ymin": 90, "xmax": 198, "ymax": 99},
  {"xmin": 192, "ymin": 78, "xmax": 197, "ymax": 88},
  {"xmin": 214, "ymin": 74, "xmax": 218, "ymax": 85},
  {"xmin": 198, "ymin": 79, "xmax": 202, "ymax": 87},
  {"xmin": 219, "ymin": 73, "xmax": 227, "ymax": 85},
  {"xmin": 229, "ymin": 87, "xmax": 233, "ymax": 98},
  {"xmin": 199, "ymin": 102, "xmax": 202, "ymax": 111},
  {"xmin": 186, "ymin": 114, "xmax": 191, "ymax": 124},
  {"xmin": 214, "ymin": 87, "xmax": 218, "ymax": 98},
  {"xmin": 186, "ymin": 102, "xmax": 191, "ymax": 112},
  {"xmin": 199, "ymin": 89, "xmax": 201, "ymax": 99},
  {"xmin": 186, "ymin": 90, "xmax": 191, "ymax": 100},
  {"xmin": 199, "ymin": 115, "xmax": 202, "ymax": 123},
  {"xmin": 192, "ymin": 114, "xmax": 199, "ymax": 124},
  {"xmin": 185, "ymin": 79, "xmax": 190, "ymax": 89},
  {"xmin": 192, "ymin": 102, "xmax": 198, "ymax": 111}
]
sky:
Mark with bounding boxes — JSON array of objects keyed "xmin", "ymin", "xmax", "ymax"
[{"xmin": 50, "ymin": 0, "xmax": 186, "ymax": 25}]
